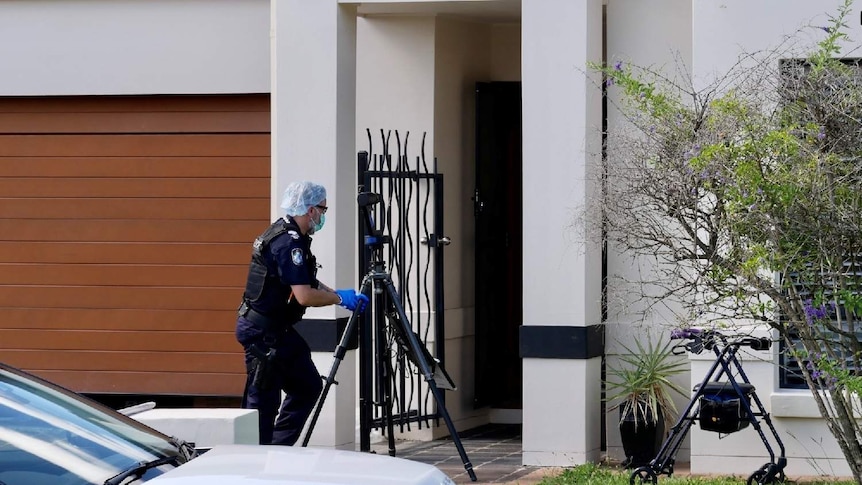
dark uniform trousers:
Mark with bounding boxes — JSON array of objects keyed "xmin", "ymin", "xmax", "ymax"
[{"xmin": 236, "ymin": 316, "xmax": 323, "ymax": 445}]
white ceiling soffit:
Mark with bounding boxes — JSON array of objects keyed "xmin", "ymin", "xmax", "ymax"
[{"xmin": 351, "ymin": 0, "xmax": 521, "ymax": 22}]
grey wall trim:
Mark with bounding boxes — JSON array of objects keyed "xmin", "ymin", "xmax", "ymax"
[
  {"xmin": 295, "ymin": 317, "xmax": 355, "ymax": 352},
  {"xmin": 519, "ymin": 324, "xmax": 604, "ymax": 359}
]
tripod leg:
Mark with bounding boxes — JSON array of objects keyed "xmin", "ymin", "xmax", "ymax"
[
  {"xmin": 383, "ymin": 347, "xmax": 397, "ymax": 456},
  {"xmin": 373, "ymin": 281, "xmax": 398, "ymax": 456},
  {"xmin": 300, "ymin": 279, "xmax": 371, "ymax": 447},
  {"xmin": 382, "ymin": 277, "xmax": 477, "ymax": 482}
]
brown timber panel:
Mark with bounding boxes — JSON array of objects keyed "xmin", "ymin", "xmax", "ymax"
[
  {"xmin": 2, "ymin": 350, "xmax": 241, "ymax": 373},
  {"xmin": 2, "ymin": 308, "xmax": 237, "ymax": 331},
  {"xmin": 0, "ymin": 134, "xmax": 269, "ymax": 157},
  {"xmin": 0, "ymin": 157, "xmax": 270, "ymax": 177},
  {"xmin": 0, "ymin": 242, "xmax": 249, "ymax": 264},
  {"xmin": 0, "ymin": 198, "xmax": 268, "ymax": 220},
  {"xmin": 0, "ymin": 95, "xmax": 268, "ymax": 397},
  {"xmin": 0, "ymin": 220, "xmax": 263, "ymax": 242},
  {"xmin": 0, "ymin": 264, "xmax": 246, "ymax": 286},
  {"xmin": 31, "ymin": 370, "xmax": 241, "ymax": 395},
  {"xmin": 0, "ymin": 112, "xmax": 269, "ymax": 134},
  {"xmin": 0, "ymin": 178, "xmax": 267, "ymax": 198}
]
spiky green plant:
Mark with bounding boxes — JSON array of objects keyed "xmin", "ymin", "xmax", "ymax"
[{"xmin": 605, "ymin": 337, "xmax": 689, "ymax": 431}]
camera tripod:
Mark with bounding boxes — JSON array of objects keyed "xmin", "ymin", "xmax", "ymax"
[{"xmin": 301, "ymin": 192, "xmax": 476, "ymax": 482}]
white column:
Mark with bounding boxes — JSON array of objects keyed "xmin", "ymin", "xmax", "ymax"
[
  {"xmin": 521, "ymin": 0, "xmax": 603, "ymax": 466},
  {"xmin": 271, "ymin": 0, "xmax": 358, "ymax": 449}
]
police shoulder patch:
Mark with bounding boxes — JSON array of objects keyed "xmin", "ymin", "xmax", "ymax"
[
  {"xmin": 287, "ymin": 230, "xmax": 300, "ymax": 240},
  {"xmin": 291, "ymin": 248, "xmax": 304, "ymax": 266}
]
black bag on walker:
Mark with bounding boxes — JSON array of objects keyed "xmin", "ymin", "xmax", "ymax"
[{"xmin": 697, "ymin": 382, "xmax": 754, "ymax": 434}]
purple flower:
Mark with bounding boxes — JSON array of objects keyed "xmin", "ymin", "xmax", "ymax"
[
  {"xmin": 605, "ymin": 77, "xmax": 614, "ymax": 87},
  {"xmin": 803, "ymin": 299, "xmax": 829, "ymax": 323},
  {"xmin": 614, "ymin": 60, "xmax": 623, "ymax": 71},
  {"xmin": 817, "ymin": 127, "xmax": 826, "ymax": 140},
  {"xmin": 819, "ymin": 26, "xmax": 833, "ymax": 33}
]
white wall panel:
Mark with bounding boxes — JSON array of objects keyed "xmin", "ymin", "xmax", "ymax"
[
  {"xmin": 692, "ymin": 0, "xmax": 859, "ymax": 87},
  {"xmin": 0, "ymin": 0, "xmax": 269, "ymax": 96},
  {"xmin": 603, "ymin": 0, "xmax": 694, "ymax": 464}
]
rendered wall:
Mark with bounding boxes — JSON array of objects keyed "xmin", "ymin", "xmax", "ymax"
[
  {"xmin": 521, "ymin": 0, "xmax": 604, "ymax": 466},
  {"xmin": 356, "ymin": 16, "xmax": 436, "ymax": 140},
  {"xmin": 0, "ymin": 0, "xmax": 269, "ymax": 96},
  {"xmin": 355, "ymin": 15, "xmax": 461, "ymax": 440},
  {"xmin": 355, "ymin": 12, "xmax": 520, "ymax": 437},
  {"xmin": 603, "ymin": 0, "xmax": 694, "ymax": 465},
  {"xmin": 605, "ymin": 0, "xmax": 860, "ymax": 477},
  {"xmin": 270, "ymin": 1, "xmax": 358, "ymax": 448},
  {"xmin": 433, "ymin": 15, "xmax": 492, "ymax": 432},
  {"xmin": 490, "ymin": 23, "xmax": 521, "ymax": 82},
  {"xmin": 688, "ymin": 0, "xmax": 859, "ymax": 478}
]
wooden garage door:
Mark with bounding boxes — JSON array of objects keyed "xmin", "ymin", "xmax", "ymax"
[{"xmin": 0, "ymin": 95, "xmax": 269, "ymax": 396}]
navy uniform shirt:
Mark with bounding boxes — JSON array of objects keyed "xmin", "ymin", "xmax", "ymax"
[
  {"xmin": 270, "ymin": 217, "xmax": 316, "ymax": 289},
  {"xmin": 251, "ymin": 216, "xmax": 318, "ymax": 319}
]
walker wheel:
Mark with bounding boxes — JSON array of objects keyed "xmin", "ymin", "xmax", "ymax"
[
  {"xmin": 660, "ymin": 463, "xmax": 674, "ymax": 477},
  {"xmin": 746, "ymin": 466, "xmax": 785, "ymax": 485},
  {"xmin": 630, "ymin": 466, "xmax": 658, "ymax": 485}
]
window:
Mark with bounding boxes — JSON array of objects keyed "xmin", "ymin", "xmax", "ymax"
[{"xmin": 776, "ymin": 57, "xmax": 862, "ymax": 389}]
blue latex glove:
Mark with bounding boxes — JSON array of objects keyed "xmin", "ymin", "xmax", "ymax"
[{"xmin": 335, "ymin": 289, "xmax": 369, "ymax": 313}]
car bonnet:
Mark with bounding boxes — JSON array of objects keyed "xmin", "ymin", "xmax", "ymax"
[{"xmin": 148, "ymin": 444, "xmax": 454, "ymax": 485}]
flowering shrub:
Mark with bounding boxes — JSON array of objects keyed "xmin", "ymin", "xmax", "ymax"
[{"xmin": 590, "ymin": 0, "xmax": 862, "ymax": 480}]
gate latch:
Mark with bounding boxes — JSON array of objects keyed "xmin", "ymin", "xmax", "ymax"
[{"xmin": 421, "ymin": 234, "xmax": 451, "ymax": 247}]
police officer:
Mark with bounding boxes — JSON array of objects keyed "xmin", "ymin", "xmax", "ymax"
[{"xmin": 235, "ymin": 181, "xmax": 368, "ymax": 446}]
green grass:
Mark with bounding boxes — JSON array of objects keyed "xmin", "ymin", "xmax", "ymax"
[{"xmin": 536, "ymin": 464, "xmax": 855, "ymax": 485}]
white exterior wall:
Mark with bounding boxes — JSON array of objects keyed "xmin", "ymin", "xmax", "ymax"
[
  {"xmin": 355, "ymin": 13, "xmax": 519, "ymax": 438},
  {"xmin": 355, "ymin": 15, "xmax": 445, "ymax": 441},
  {"xmin": 685, "ymin": 1, "xmax": 860, "ymax": 478},
  {"xmin": 271, "ymin": 0, "xmax": 358, "ymax": 448},
  {"xmin": 0, "ymin": 0, "xmax": 269, "ymax": 96},
  {"xmin": 356, "ymin": 16, "xmax": 436, "ymax": 140},
  {"xmin": 490, "ymin": 23, "xmax": 521, "ymax": 82},
  {"xmin": 521, "ymin": 0, "xmax": 603, "ymax": 467},
  {"xmin": 603, "ymin": 0, "xmax": 694, "ymax": 466},
  {"xmin": 433, "ymin": 16, "xmax": 491, "ymax": 432},
  {"xmin": 692, "ymin": 0, "xmax": 858, "ymax": 84},
  {"xmin": 1, "ymin": 0, "xmax": 858, "ymax": 475},
  {"xmin": 607, "ymin": 0, "xmax": 860, "ymax": 478}
]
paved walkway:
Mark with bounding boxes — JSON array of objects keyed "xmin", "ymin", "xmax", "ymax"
[
  {"xmin": 371, "ymin": 423, "xmax": 699, "ymax": 485},
  {"xmin": 375, "ymin": 425, "xmax": 851, "ymax": 484},
  {"xmin": 373, "ymin": 423, "xmax": 557, "ymax": 484}
]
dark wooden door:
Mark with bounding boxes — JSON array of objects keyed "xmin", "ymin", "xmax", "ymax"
[{"xmin": 474, "ymin": 82, "xmax": 522, "ymax": 409}]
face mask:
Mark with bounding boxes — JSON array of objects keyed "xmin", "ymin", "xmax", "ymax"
[{"xmin": 312, "ymin": 212, "xmax": 326, "ymax": 234}]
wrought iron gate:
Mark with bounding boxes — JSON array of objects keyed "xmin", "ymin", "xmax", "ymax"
[{"xmin": 356, "ymin": 130, "xmax": 448, "ymax": 451}]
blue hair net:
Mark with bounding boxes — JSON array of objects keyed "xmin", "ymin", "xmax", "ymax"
[{"xmin": 280, "ymin": 181, "xmax": 327, "ymax": 216}]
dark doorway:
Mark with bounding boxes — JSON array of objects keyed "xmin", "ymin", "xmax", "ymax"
[{"xmin": 474, "ymin": 81, "xmax": 523, "ymax": 409}]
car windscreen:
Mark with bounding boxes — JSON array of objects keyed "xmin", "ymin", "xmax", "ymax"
[{"xmin": 0, "ymin": 365, "xmax": 179, "ymax": 485}]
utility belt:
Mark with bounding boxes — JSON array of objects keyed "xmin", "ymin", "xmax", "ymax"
[{"xmin": 238, "ymin": 300, "xmax": 285, "ymax": 333}]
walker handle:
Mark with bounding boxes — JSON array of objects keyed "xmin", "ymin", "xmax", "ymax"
[
  {"xmin": 670, "ymin": 328, "xmax": 702, "ymax": 340},
  {"xmin": 737, "ymin": 336, "xmax": 772, "ymax": 351}
]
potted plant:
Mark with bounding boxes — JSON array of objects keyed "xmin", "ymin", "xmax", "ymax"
[{"xmin": 606, "ymin": 335, "xmax": 688, "ymax": 468}]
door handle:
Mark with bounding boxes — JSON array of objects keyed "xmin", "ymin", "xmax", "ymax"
[{"xmin": 421, "ymin": 235, "xmax": 451, "ymax": 247}]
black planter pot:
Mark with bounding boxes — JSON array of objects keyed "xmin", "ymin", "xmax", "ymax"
[{"xmin": 619, "ymin": 405, "xmax": 665, "ymax": 468}]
